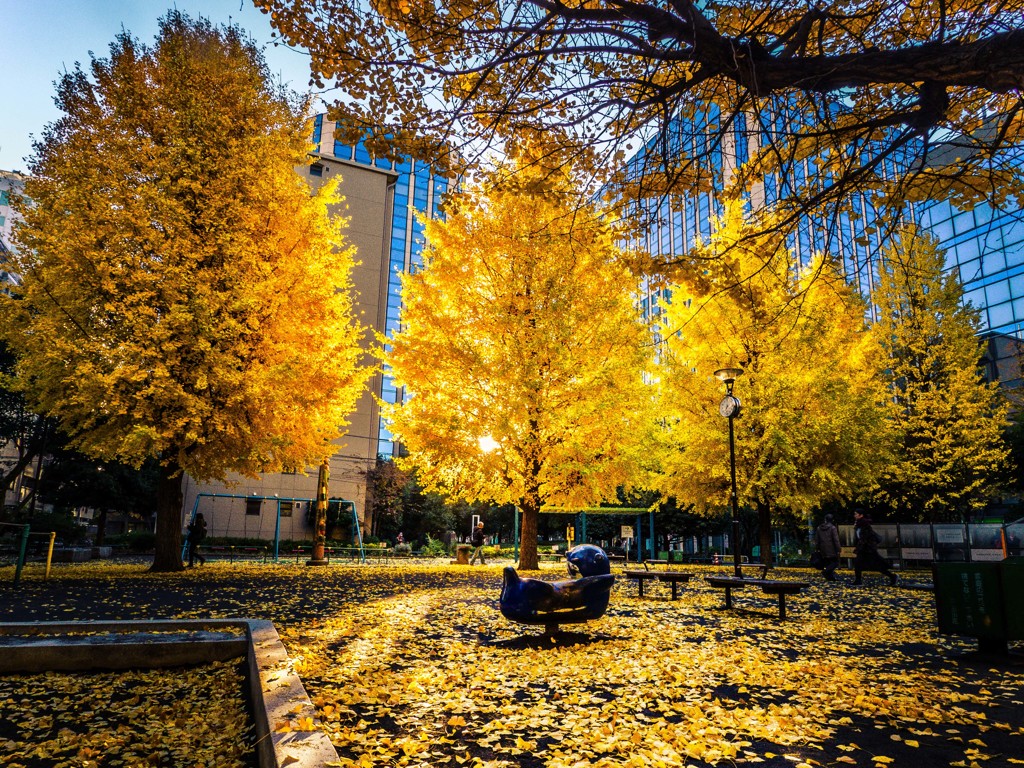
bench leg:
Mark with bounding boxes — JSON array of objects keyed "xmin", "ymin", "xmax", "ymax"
[
  {"xmin": 637, "ymin": 579, "xmax": 645, "ymax": 598},
  {"xmin": 778, "ymin": 594, "xmax": 786, "ymax": 620},
  {"xmin": 671, "ymin": 580, "xmax": 678, "ymax": 600},
  {"xmin": 724, "ymin": 586, "xmax": 732, "ymax": 609}
]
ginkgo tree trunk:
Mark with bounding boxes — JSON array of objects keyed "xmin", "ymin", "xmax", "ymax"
[
  {"xmin": 657, "ymin": 203, "xmax": 892, "ymax": 564},
  {"xmin": 384, "ymin": 157, "xmax": 659, "ymax": 570},
  {"xmin": 1, "ymin": 13, "xmax": 369, "ymax": 572}
]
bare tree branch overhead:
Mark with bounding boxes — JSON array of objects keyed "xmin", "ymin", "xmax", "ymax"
[{"xmin": 256, "ymin": 0, "xmax": 1024, "ymax": 265}]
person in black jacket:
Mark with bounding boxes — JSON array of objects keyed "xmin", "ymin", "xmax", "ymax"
[
  {"xmin": 853, "ymin": 510, "xmax": 896, "ymax": 586},
  {"xmin": 814, "ymin": 513, "xmax": 842, "ymax": 582},
  {"xmin": 469, "ymin": 521, "xmax": 486, "ymax": 565},
  {"xmin": 186, "ymin": 513, "xmax": 207, "ymax": 567}
]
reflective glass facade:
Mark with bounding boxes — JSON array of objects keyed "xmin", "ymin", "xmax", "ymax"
[{"xmin": 629, "ymin": 117, "xmax": 1024, "ymax": 362}]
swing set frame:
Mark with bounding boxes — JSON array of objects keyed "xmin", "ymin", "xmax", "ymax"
[{"xmin": 180, "ymin": 493, "xmax": 365, "ymax": 564}]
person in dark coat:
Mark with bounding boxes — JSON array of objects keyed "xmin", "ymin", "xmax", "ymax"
[
  {"xmin": 814, "ymin": 513, "xmax": 842, "ymax": 582},
  {"xmin": 469, "ymin": 521, "xmax": 486, "ymax": 565},
  {"xmin": 853, "ymin": 510, "xmax": 896, "ymax": 585},
  {"xmin": 186, "ymin": 512, "xmax": 207, "ymax": 567}
]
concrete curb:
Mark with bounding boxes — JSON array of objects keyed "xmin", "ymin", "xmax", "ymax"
[{"xmin": 0, "ymin": 619, "xmax": 339, "ymax": 768}]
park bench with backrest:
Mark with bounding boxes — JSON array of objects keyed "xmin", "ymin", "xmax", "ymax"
[{"xmin": 704, "ymin": 571, "xmax": 810, "ymax": 620}]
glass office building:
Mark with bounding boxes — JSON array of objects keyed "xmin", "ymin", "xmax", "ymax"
[{"xmin": 627, "ymin": 116, "xmax": 1024, "ymax": 387}]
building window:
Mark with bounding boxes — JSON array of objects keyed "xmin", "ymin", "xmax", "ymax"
[
  {"xmin": 309, "ymin": 163, "xmax": 324, "ymax": 177},
  {"xmin": 280, "ymin": 501, "xmax": 293, "ymax": 518},
  {"xmin": 245, "ymin": 498, "xmax": 262, "ymax": 516}
]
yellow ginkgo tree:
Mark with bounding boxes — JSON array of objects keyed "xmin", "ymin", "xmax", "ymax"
[
  {"xmin": 384, "ymin": 158, "xmax": 658, "ymax": 570},
  {"xmin": 1, "ymin": 13, "xmax": 369, "ymax": 571},
  {"xmin": 658, "ymin": 203, "xmax": 892, "ymax": 563},
  {"xmin": 871, "ymin": 228, "xmax": 1009, "ymax": 521}
]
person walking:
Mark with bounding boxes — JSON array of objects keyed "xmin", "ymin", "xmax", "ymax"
[
  {"xmin": 469, "ymin": 521, "xmax": 487, "ymax": 565},
  {"xmin": 853, "ymin": 510, "xmax": 896, "ymax": 585},
  {"xmin": 186, "ymin": 512, "xmax": 208, "ymax": 567},
  {"xmin": 813, "ymin": 513, "xmax": 842, "ymax": 582}
]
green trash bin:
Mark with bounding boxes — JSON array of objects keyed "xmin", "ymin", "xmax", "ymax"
[
  {"xmin": 933, "ymin": 562, "xmax": 1006, "ymax": 653},
  {"xmin": 1001, "ymin": 558, "xmax": 1024, "ymax": 640}
]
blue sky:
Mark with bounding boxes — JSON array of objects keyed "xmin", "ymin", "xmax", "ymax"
[{"xmin": 0, "ymin": 1, "xmax": 319, "ymax": 172}]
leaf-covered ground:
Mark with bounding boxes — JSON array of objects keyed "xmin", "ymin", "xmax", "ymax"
[
  {"xmin": 1, "ymin": 560, "xmax": 1022, "ymax": 768},
  {"xmin": 0, "ymin": 660, "xmax": 256, "ymax": 768}
]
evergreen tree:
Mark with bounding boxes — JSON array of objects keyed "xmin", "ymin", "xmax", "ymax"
[
  {"xmin": 872, "ymin": 228, "xmax": 1009, "ymax": 521},
  {"xmin": 1, "ymin": 13, "xmax": 369, "ymax": 571},
  {"xmin": 384, "ymin": 157, "xmax": 659, "ymax": 570},
  {"xmin": 38, "ymin": 450, "xmax": 160, "ymax": 546}
]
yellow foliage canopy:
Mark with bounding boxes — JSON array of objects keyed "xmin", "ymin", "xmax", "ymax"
[
  {"xmin": 1, "ymin": 13, "xmax": 370, "ymax": 483},
  {"xmin": 257, "ymin": 0, "xmax": 1024, "ymax": 259},
  {"xmin": 658, "ymin": 203, "xmax": 891, "ymax": 521},
  {"xmin": 871, "ymin": 228, "xmax": 1009, "ymax": 520},
  {"xmin": 384, "ymin": 163, "xmax": 658, "ymax": 566}
]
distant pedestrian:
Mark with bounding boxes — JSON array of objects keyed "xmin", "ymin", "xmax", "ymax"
[
  {"xmin": 469, "ymin": 521, "xmax": 486, "ymax": 565},
  {"xmin": 396, "ymin": 532, "xmax": 404, "ymax": 545},
  {"xmin": 853, "ymin": 510, "xmax": 896, "ymax": 586},
  {"xmin": 186, "ymin": 513, "xmax": 207, "ymax": 567},
  {"xmin": 813, "ymin": 514, "xmax": 842, "ymax": 582}
]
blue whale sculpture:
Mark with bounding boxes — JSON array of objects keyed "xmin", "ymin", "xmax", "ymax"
[{"xmin": 499, "ymin": 544, "xmax": 615, "ymax": 634}]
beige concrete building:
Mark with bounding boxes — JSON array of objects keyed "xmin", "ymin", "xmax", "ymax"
[
  {"xmin": 0, "ymin": 170, "xmax": 25, "ymax": 292},
  {"xmin": 2, "ymin": 170, "xmax": 30, "ymax": 512},
  {"xmin": 181, "ymin": 117, "xmax": 450, "ymax": 543}
]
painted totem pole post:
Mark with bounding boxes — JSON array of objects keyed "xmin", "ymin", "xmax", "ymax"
[{"xmin": 307, "ymin": 458, "xmax": 330, "ymax": 566}]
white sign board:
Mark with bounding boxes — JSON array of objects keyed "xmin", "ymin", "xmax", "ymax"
[
  {"xmin": 901, "ymin": 548, "xmax": 934, "ymax": 560},
  {"xmin": 621, "ymin": 526, "xmax": 634, "ymax": 540},
  {"xmin": 935, "ymin": 528, "xmax": 965, "ymax": 544},
  {"xmin": 970, "ymin": 549, "xmax": 1006, "ymax": 562}
]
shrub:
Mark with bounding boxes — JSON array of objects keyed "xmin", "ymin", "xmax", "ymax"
[
  {"xmin": 420, "ymin": 534, "xmax": 447, "ymax": 557},
  {"xmin": 394, "ymin": 543, "xmax": 412, "ymax": 555},
  {"xmin": 28, "ymin": 512, "xmax": 88, "ymax": 545},
  {"xmin": 108, "ymin": 530, "xmax": 156, "ymax": 553}
]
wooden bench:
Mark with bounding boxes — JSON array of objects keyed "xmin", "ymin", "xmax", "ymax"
[
  {"xmin": 704, "ymin": 576, "xmax": 810, "ymax": 620},
  {"xmin": 537, "ymin": 553, "xmax": 565, "ymax": 563},
  {"xmin": 623, "ymin": 569, "xmax": 693, "ymax": 600}
]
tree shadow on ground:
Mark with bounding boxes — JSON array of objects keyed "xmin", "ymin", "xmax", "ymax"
[{"xmin": 483, "ymin": 629, "xmax": 619, "ymax": 649}]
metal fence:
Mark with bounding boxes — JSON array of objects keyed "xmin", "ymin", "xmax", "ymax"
[
  {"xmin": 837, "ymin": 521, "xmax": 1024, "ymax": 567},
  {"xmin": 659, "ymin": 521, "xmax": 1023, "ymax": 568}
]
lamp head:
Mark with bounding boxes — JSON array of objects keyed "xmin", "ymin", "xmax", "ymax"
[
  {"xmin": 713, "ymin": 367, "xmax": 744, "ymax": 384},
  {"xmin": 714, "ymin": 367, "xmax": 744, "ymax": 395}
]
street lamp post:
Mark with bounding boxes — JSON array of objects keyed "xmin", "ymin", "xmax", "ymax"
[{"xmin": 714, "ymin": 367, "xmax": 744, "ymax": 577}]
